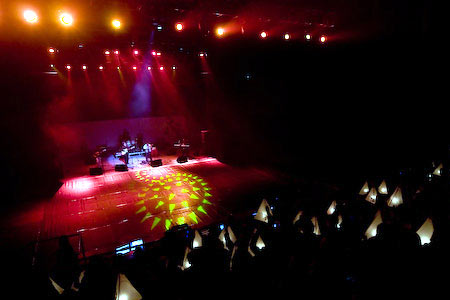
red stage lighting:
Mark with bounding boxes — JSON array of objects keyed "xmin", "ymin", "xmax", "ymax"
[
  {"xmin": 66, "ymin": 65, "xmax": 71, "ymax": 70},
  {"xmin": 82, "ymin": 65, "xmax": 87, "ymax": 70},
  {"xmin": 156, "ymin": 52, "xmax": 161, "ymax": 56},
  {"xmin": 151, "ymin": 51, "xmax": 157, "ymax": 56},
  {"xmin": 216, "ymin": 27, "xmax": 225, "ymax": 37},
  {"xmin": 284, "ymin": 33, "xmax": 290, "ymax": 40},
  {"xmin": 305, "ymin": 34, "xmax": 311, "ymax": 41},
  {"xmin": 133, "ymin": 49, "xmax": 139, "ymax": 55},
  {"xmin": 114, "ymin": 50, "xmax": 120, "ymax": 55},
  {"xmin": 172, "ymin": 65, "xmax": 176, "ymax": 70},
  {"xmin": 175, "ymin": 22, "xmax": 183, "ymax": 31},
  {"xmin": 132, "ymin": 66, "xmax": 137, "ymax": 70},
  {"xmin": 260, "ymin": 31, "xmax": 267, "ymax": 39},
  {"xmin": 320, "ymin": 35, "xmax": 327, "ymax": 43},
  {"xmin": 147, "ymin": 66, "xmax": 152, "ymax": 70},
  {"xmin": 104, "ymin": 50, "xmax": 110, "ymax": 55},
  {"xmin": 159, "ymin": 66, "xmax": 164, "ymax": 71},
  {"xmin": 99, "ymin": 65, "xmax": 104, "ymax": 70},
  {"xmin": 48, "ymin": 47, "xmax": 56, "ymax": 54},
  {"xmin": 199, "ymin": 52, "xmax": 204, "ymax": 57}
]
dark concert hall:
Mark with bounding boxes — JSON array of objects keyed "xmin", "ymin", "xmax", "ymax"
[{"xmin": 0, "ymin": 0, "xmax": 446, "ymax": 299}]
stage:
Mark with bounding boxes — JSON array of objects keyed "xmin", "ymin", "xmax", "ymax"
[{"xmin": 36, "ymin": 157, "xmax": 280, "ymax": 257}]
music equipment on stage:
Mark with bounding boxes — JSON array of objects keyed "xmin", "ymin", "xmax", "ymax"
[
  {"xmin": 150, "ymin": 159, "xmax": 163, "ymax": 167},
  {"xmin": 89, "ymin": 167, "xmax": 103, "ymax": 175},
  {"xmin": 115, "ymin": 164, "xmax": 128, "ymax": 172},
  {"xmin": 177, "ymin": 155, "xmax": 188, "ymax": 163}
]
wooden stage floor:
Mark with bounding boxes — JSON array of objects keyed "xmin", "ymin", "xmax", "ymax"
[{"xmin": 38, "ymin": 157, "xmax": 279, "ymax": 257}]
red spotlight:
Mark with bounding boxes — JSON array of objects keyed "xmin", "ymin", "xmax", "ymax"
[
  {"xmin": 114, "ymin": 50, "xmax": 120, "ymax": 55},
  {"xmin": 48, "ymin": 47, "xmax": 56, "ymax": 54},
  {"xmin": 132, "ymin": 66, "xmax": 137, "ymax": 70},
  {"xmin": 156, "ymin": 52, "xmax": 161, "ymax": 56},
  {"xmin": 104, "ymin": 50, "xmax": 110, "ymax": 55},
  {"xmin": 320, "ymin": 35, "xmax": 327, "ymax": 43},
  {"xmin": 284, "ymin": 33, "xmax": 290, "ymax": 40},
  {"xmin": 99, "ymin": 65, "xmax": 104, "ymax": 70},
  {"xmin": 133, "ymin": 49, "xmax": 139, "ymax": 55},
  {"xmin": 216, "ymin": 27, "xmax": 225, "ymax": 37},
  {"xmin": 151, "ymin": 51, "xmax": 157, "ymax": 56},
  {"xmin": 147, "ymin": 66, "xmax": 152, "ymax": 70},
  {"xmin": 159, "ymin": 66, "xmax": 164, "ymax": 71},
  {"xmin": 66, "ymin": 65, "xmax": 71, "ymax": 70},
  {"xmin": 175, "ymin": 22, "xmax": 183, "ymax": 32},
  {"xmin": 82, "ymin": 65, "xmax": 87, "ymax": 70},
  {"xmin": 260, "ymin": 31, "xmax": 267, "ymax": 39},
  {"xmin": 172, "ymin": 65, "xmax": 176, "ymax": 70},
  {"xmin": 305, "ymin": 34, "xmax": 311, "ymax": 41}
]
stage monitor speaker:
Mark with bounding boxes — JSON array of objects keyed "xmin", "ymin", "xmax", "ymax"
[
  {"xmin": 115, "ymin": 164, "xmax": 128, "ymax": 172},
  {"xmin": 177, "ymin": 156, "xmax": 188, "ymax": 164},
  {"xmin": 89, "ymin": 167, "xmax": 103, "ymax": 176},
  {"xmin": 150, "ymin": 159, "xmax": 163, "ymax": 167}
]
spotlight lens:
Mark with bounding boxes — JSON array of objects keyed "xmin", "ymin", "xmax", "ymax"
[
  {"xmin": 23, "ymin": 10, "xmax": 38, "ymax": 23},
  {"xmin": 260, "ymin": 31, "xmax": 267, "ymax": 38},
  {"xmin": 305, "ymin": 34, "xmax": 311, "ymax": 40},
  {"xmin": 134, "ymin": 50, "xmax": 139, "ymax": 55},
  {"xmin": 320, "ymin": 36, "xmax": 326, "ymax": 43},
  {"xmin": 114, "ymin": 50, "xmax": 119, "ymax": 55},
  {"xmin": 152, "ymin": 51, "xmax": 157, "ymax": 56},
  {"xmin": 175, "ymin": 23, "xmax": 183, "ymax": 31},
  {"xmin": 99, "ymin": 66, "xmax": 103, "ymax": 70},
  {"xmin": 132, "ymin": 66, "xmax": 137, "ymax": 70},
  {"xmin": 284, "ymin": 33, "xmax": 290, "ymax": 40},
  {"xmin": 216, "ymin": 27, "xmax": 225, "ymax": 36},
  {"xmin": 159, "ymin": 66, "xmax": 164, "ymax": 70},
  {"xmin": 60, "ymin": 13, "xmax": 73, "ymax": 26},
  {"xmin": 147, "ymin": 66, "xmax": 151, "ymax": 70},
  {"xmin": 66, "ymin": 65, "xmax": 71, "ymax": 70},
  {"xmin": 48, "ymin": 48, "xmax": 55, "ymax": 54},
  {"xmin": 82, "ymin": 65, "xmax": 87, "ymax": 70},
  {"xmin": 104, "ymin": 50, "xmax": 110, "ymax": 55},
  {"xmin": 112, "ymin": 19, "xmax": 121, "ymax": 29}
]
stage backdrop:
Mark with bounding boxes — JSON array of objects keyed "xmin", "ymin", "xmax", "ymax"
[{"xmin": 48, "ymin": 116, "xmax": 187, "ymax": 157}]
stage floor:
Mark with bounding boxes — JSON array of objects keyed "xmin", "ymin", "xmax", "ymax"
[{"xmin": 38, "ymin": 157, "xmax": 279, "ymax": 257}]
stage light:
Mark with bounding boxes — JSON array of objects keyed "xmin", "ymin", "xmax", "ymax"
[
  {"xmin": 159, "ymin": 66, "xmax": 164, "ymax": 71},
  {"xmin": 117, "ymin": 67, "xmax": 120, "ymax": 70},
  {"xmin": 132, "ymin": 66, "xmax": 137, "ymax": 70},
  {"xmin": 156, "ymin": 52, "xmax": 161, "ymax": 56},
  {"xmin": 219, "ymin": 224, "xmax": 225, "ymax": 230},
  {"xmin": 305, "ymin": 34, "xmax": 311, "ymax": 40},
  {"xmin": 50, "ymin": 64, "xmax": 55, "ymax": 68},
  {"xmin": 48, "ymin": 47, "xmax": 56, "ymax": 54},
  {"xmin": 260, "ymin": 31, "xmax": 267, "ymax": 38},
  {"xmin": 151, "ymin": 51, "xmax": 157, "ymax": 56},
  {"xmin": 82, "ymin": 65, "xmax": 87, "ymax": 70},
  {"xmin": 216, "ymin": 27, "xmax": 225, "ymax": 37},
  {"xmin": 114, "ymin": 50, "xmax": 119, "ymax": 55},
  {"xmin": 23, "ymin": 10, "xmax": 38, "ymax": 24},
  {"xmin": 172, "ymin": 66, "xmax": 176, "ymax": 70},
  {"xmin": 157, "ymin": 25, "xmax": 163, "ymax": 31},
  {"xmin": 104, "ymin": 50, "xmax": 110, "ymax": 55},
  {"xmin": 99, "ymin": 65, "xmax": 104, "ymax": 70},
  {"xmin": 133, "ymin": 49, "xmax": 139, "ymax": 55},
  {"xmin": 320, "ymin": 35, "xmax": 327, "ymax": 43},
  {"xmin": 284, "ymin": 33, "xmax": 290, "ymax": 40},
  {"xmin": 112, "ymin": 19, "xmax": 121, "ymax": 29},
  {"xmin": 66, "ymin": 65, "xmax": 71, "ymax": 70},
  {"xmin": 60, "ymin": 13, "xmax": 73, "ymax": 26},
  {"xmin": 199, "ymin": 52, "xmax": 204, "ymax": 57},
  {"xmin": 175, "ymin": 22, "xmax": 183, "ymax": 31},
  {"xmin": 147, "ymin": 66, "xmax": 152, "ymax": 70}
]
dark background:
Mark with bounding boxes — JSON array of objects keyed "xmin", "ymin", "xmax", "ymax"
[{"xmin": 0, "ymin": 0, "xmax": 445, "ymax": 205}]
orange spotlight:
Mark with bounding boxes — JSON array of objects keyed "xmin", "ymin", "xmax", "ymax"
[
  {"xmin": 172, "ymin": 65, "xmax": 176, "ymax": 70},
  {"xmin": 112, "ymin": 19, "xmax": 121, "ymax": 29},
  {"xmin": 175, "ymin": 22, "xmax": 183, "ymax": 31},
  {"xmin": 260, "ymin": 31, "xmax": 267, "ymax": 39},
  {"xmin": 320, "ymin": 35, "xmax": 327, "ymax": 43},
  {"xmin": 60, "ymin": 13, "xmax": 73, "ymax": 26},
  {"xmin": 23, "ymin": 10, "xmax": 38, "ymax": 23},
  {"xmin": 284, "ymin": 33, "xmax": 290, "ymax": 40},
  {"xmin": 216, "ymin": 27, "xmax": 225, "ymax": 37},
  {"xmin": 48, "ymin": 47, "xmax": 56, "ymax": 54}
]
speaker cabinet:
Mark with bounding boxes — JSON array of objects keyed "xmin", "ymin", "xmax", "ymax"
[
  {"xmin": 115, "ymin": 164, "xmax": 128, "ymax": 172},
  {"xmin": 176, "ymin": 156, "xmax": 188, "ymax": 163},
  {"xmin": 150, "ymin": 159, "xmax": 163, "ymax": 167}
]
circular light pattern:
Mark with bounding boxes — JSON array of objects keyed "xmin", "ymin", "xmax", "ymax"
[
  {"xmin": 66, "ymin": 64, "xmax": 71, "ymax": 70},
  {"xmin": 134, "ymin": 171, "xmax": 213, "ymax": 231},
  {"xmin": 48, "ymin": 47, "xmax": 56, "ymax": 54},
  {"xmin": 305, "ymin": 34, "xmax": 311, "ymax": 40},
  {"xmin": 175, "ymin": 22, "xmax": 183, "ymax": 31},
  {"xmin": 104, "ymin": 50, "xmax": 110, "ymax": 55},
  {"xmin": 216, "ymin": 27, "xmax": 225, "ymax": 37},
  {"xmin": 320, "ymin": 35, "xmax": 327, "ymax": 43},
  {"xmin": 23, "ymin": 10, "xmax": 38, "ymax": 23},
  {"xmin": 112, "ymin": 19, "xmax": 121, "ymax": 29},
  {"xmin": 284, "ymin": 33, "xmax": 290, "ymax": 40},
  {"xmin": 260, "ymin": 31, "xmax": 267, "ymax": 38},
  {"xmin": 60, "ymin": 13, "xmax": 73, "ymax": 26}
]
